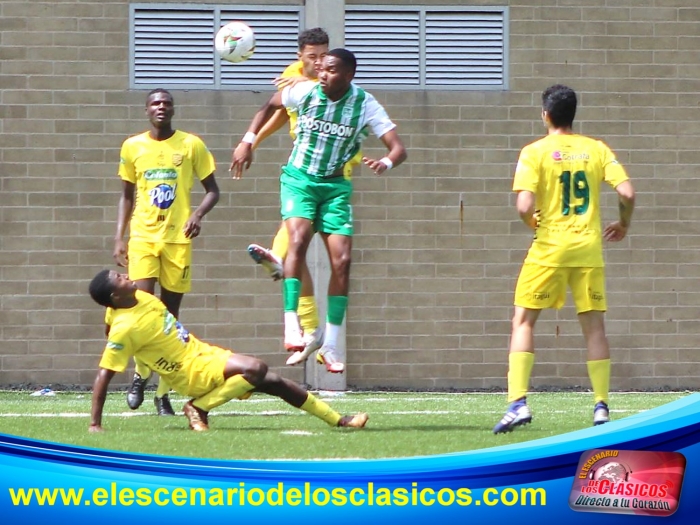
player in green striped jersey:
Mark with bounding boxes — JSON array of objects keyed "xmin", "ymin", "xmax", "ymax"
[{"xmin": 231, "ymin": 49, "xmax": 407, "ymax": 374}]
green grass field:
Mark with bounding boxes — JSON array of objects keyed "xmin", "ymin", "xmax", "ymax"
[{"xmin": 0, "ymin": 391, "xmax": 689, "ymax": 460}]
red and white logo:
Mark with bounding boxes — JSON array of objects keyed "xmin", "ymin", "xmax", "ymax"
[{"xmin": 569, "ymin": 449, "xmax": 685, "ymax": 517}]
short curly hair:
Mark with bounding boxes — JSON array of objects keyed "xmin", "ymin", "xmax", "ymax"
[
  {"xmin": 327, "ymin": 48, "xmax": 357, "ymax": 75},
  {"xmin": 89, "ymin": 269, "xmax": 114, "ymax": 308},
  {"xmin": 298, "ymin": 27, "xmax": 329, "ymax": 51}
]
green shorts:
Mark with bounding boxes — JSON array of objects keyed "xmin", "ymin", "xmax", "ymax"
[{"xmin": 280, "ymin": 166, "xmax": 353, "ymax": 236}]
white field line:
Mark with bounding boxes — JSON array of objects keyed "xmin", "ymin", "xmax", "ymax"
[
  {"xmin": 4, "ymin": 392, "xmax": 687, "ymax": 406},
  {"xmin": 1, "ymin": 391, "xmax": 689, "ymax": 398},
  {"xmin": 0, "ymin": 408, "xmax": 639, "ymax": 418}
]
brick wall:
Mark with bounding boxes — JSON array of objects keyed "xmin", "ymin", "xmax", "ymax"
[{"xmin": 2, "ymin": 0, "xmax": 700, "ymax": 390}]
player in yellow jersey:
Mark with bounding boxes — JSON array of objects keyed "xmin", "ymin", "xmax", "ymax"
[
  {"xmin": 245, "ymin": 28, "xmax": 361, "ymax": 368},
  {"xmin": 493, "ymin": 85, "xmax": 635, "ymax": 434},
  {"xmin": 87, "ymin": 270, "xmax": 368, "ymax": 432},
  {"xmin": 112, "ymin": 88, "xmax": 220, "ymax": 416}
]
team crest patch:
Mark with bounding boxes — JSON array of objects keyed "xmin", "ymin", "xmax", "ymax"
[
  {"xmin": 172, "ymin": 153, "xmax": 183, "ymax": 166},
  {"xmin": 569, "ymin": 449, "xmax": 686, "ymax": 517}
]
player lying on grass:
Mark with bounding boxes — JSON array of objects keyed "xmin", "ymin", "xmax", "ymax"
[{"xmin": 87, "ymin": 269, "xmax": 368, "ymax": 432}]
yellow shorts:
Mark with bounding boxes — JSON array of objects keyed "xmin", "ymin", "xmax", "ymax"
[
  {"xmin": 344, "ymin": 151, "xmax": 362, "ymax": 179},
  {"xmin": 514, "ymin": 263, "xmax": 607, "ymax": 313},
  {"xmin": 181, "ymin": 344, "xmax": 231, "ymax": 398},
  {"xmin": 128, "ymin": 240, "xmax": 192, "ymax": 293}
]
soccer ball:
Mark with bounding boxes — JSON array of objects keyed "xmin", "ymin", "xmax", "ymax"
[{"xmin": 215, "ymin": 21, "xmax": 256, "ymax": 63}]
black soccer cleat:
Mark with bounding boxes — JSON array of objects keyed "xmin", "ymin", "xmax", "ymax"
[
  {"xmin": 154, "ymin": 394, "xmax": 176, "ymax": 416},
  {"xmin": 126, "ymin": 372, "xmax": 149, "ymax": 410}
]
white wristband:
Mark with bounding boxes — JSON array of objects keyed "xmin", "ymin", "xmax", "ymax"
[
  {"xmin": 379, "ymin": 157, "xmax": 393, "ymax": 170},
  {"xmin": 242, "ymin": 132, "xmax": 257, "ymax": 144}
]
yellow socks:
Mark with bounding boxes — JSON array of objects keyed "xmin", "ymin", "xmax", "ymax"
[
  {"xmin": 155, "ymin": 379, "xmax": 170, "ymax": 398},
  {"xmin": 192, "ymin": 375, "xmax": 255, "ymax": 412},
  {"xmin": 507, "ymin": 351, "xmax": 535, "ymax": 403},
  {"xmin": 298, "ymin": 295, "xmax": 319, "ymax": 334},
  {"xmin": 134, "ymin": 360, "xmax": 152, "ymax": 380},
  {"xmin": 587, "ymin": 358, "xmax": 611, "ymax": 404},
  {"xmin": 271, "ymin": 225, "xmax": 289, "ymax": 260},
  {"xmin": 300, "ymin": 393, "xmax": 341, "ymax": 426}
]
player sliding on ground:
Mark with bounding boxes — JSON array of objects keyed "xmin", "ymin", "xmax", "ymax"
[{"xmin": 87, "ymin": 269, "xmax": 368, "ymax": 432}]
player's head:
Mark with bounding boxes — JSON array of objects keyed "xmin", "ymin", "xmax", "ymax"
[
  {"xmin": 297, "ymin": 27, "xmax": 329, "ymax": 79},
  {"xmin": 89, "ymin": 269, "xmax": 115, "ymax": 308},
  {"xmin": 327, "ymin": 48, "xmax": 357, "ymax": 75},
  {"xmin": 89, "ymin": 270, "xmax": 138, "ymax": 308},
  {"xmin": 298, "ymin": 27, "xmax": 329, "ymax": 51},
  {"xmin": 145, "ymin": 88, "xmax": 175, "ymax": 128},
  {"xmin": 318, "ymin": 48, "xmax": 356, "ymax": 99},
  {"xmin": 147, "ymin": 88, "xmax": 173, "ymax": 103},
  {"xmin": 541, "ymin": 85, "xmax": 577, "ymax": 129}
]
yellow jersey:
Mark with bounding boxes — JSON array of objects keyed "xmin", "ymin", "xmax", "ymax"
[
  {"xmin": 280, "ymin": 61, "xmax": 305, "ymax": 138},
  {"xmin": 513, "ymin": 134, "xmax": 629, "ymax": 267},
  {"xmin": 99, "ymin": 290, "xmax": 223, "ymax": 396},
  {"xmin": 118, "ymin": 130, "xmax": 216, "ymax": 244}
]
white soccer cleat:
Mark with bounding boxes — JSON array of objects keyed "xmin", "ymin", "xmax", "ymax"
[
  {"xmin": 284, "ymin": 328, "xmax": 305, "ymax": 353},
  {"xmin": 247, "ymin": 243, "xmax": 283, "ymax": 280},
  {"xmin": 286, "ymin": 328, "xmax": 324, "ymax": 366},
  {"xmin": 493, "ymin": 400, "xmax": 532, "ymax": 434},
  {"xmin": 593, "ymin": 401, "xmax": 610, "ymax": 426},
  {"xmin": 316, "ymin": 345, "xmax": 345, "ymax": 374}
]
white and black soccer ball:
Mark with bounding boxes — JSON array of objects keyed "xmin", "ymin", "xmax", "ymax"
[{"xmin": 215, "ymin": 21, "xmax": 256, "ymax": 63}]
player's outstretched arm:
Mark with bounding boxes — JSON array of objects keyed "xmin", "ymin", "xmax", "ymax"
[
  {"xmin": 252, "ymin": 108, "xmax": 291, "ymax": 151},
  {"xmin": 362, "ymin": 129, "xmax": 407, "ymax": 175},
  {"xmin": 89, "ymin": 367, "xmax": 116, "ymax": 432},
  {"xmin": 230, "ymin": 91, "xmax": 285, "ymax": 179}
]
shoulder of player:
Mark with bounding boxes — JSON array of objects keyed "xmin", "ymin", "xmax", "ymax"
[
  {"xmin": 173, "ymin": 129, "xmax": 201, "ymax": 140},
  {"xmin": 134, "ymin": 289, "xmax": 164, "ymax": 306},
  {"xmin": 110, "ymin": 292, "xmax": 160, "ymax": 327},
  {"xmin": 280, "ymin": 61, "xmax": 303, "ymax": 78},
  {"xmin": 351, "ymin": 85, "xmax": 385, "ymax": 110},
  {"xmin": 519, "ymin": 136, "xmax": 546, "ymax": 153},
  {"xmin": 287, "ymin": 80, "xmax": 319, "ymax": 101},
  {"xmin": 105, "ymin": 311, "xmax": 130, "ymax": 341},
  {"xmin": 567, "ymin": 135, "xmax": 616, "ymax": 159},
  {"xmin": 122, "ymin": 130, "xmax": 150, "ymax": 146},
  {"xmin": 173, "ymin": 129, "xmax": 209, "ymax": 148}
]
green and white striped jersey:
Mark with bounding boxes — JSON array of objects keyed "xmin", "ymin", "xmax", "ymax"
[{"xmin": 281, "ymin": 81, "xmax": 396, "ymax": 178}]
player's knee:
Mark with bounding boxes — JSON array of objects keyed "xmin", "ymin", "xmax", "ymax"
[
  {"xmin": 289, "ymin": 232, "xmax": 310, "ymax": 252},
  {"xmin": 331, "ymin": 251, "xmax": 351, "ymax": 275},
  {"xmin": 511, "ymin": 315, "xmax": 534, "ymax": 332},
  {"xmin": 262, "ymin": 371, "xmax": 284, "ymax": 387},
  {"xmin": 245, "ymin": 359, "xmax": 268, "ymax": 385}
]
